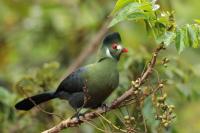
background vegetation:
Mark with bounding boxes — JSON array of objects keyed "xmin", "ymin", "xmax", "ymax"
[{"xmin": 0, "ymin": 0, "xmax": 200, "ymax": 133}]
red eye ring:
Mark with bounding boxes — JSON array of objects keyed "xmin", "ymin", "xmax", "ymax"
[{"xmin": 112, "ymin": 43, "xmax": 118, "ymax": 49}]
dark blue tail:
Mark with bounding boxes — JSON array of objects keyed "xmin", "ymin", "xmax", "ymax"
[{"xmin": 15, "ymin": 92, "xmax": 55, "ymax": 111}]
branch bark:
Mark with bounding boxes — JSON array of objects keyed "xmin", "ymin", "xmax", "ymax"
[
  {"xmin": 42, "ymin": 44, "xmax": 165, "ymax": 133},
  {"xmin": 65, "ymin": 18, "xmax": 111, "ymax": 76}
]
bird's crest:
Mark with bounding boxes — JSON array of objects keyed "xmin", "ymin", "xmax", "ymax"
[{"xmin": 103, "ymin": 32, "xmax": 121, "ymax": 45}]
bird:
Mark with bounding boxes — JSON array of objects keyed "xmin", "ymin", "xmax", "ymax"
[{"xmin": 15, "ymin": 32, "xmax": 128, "ymax": 115}]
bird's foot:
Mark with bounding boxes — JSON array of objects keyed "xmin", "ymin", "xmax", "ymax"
[
  {"xmin": 71, "ymin": 112, "xmax": 85, "ymax": 122},
  {"xmin": 100, "ymin": 103, "xmax": 109, "ymax": 111}
]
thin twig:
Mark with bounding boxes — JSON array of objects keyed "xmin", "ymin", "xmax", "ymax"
[
  {"xmin": 98, "ymin": 117, "xmax": 107, "ymax": 131},
  {"xmin": 113, "ymin": 110, "xmax": 127, "ymax": 127},
  {"xmin": 111, "ymin": 44, "xmax": 165, "ymax": 108},
  {"xmin": 83, "ymin": 80, "xmax": 91, "ymax": 105},
  {"xmin": 152, "ymin": 68, "xmax": 160, "ymax": 84},
  {"xmin": 75, "ymin": 80, "xmax": 90, "ymax": 115},
  {"xmin": 82, "ymin": 120, "xmax": 106, "ymax": 133},
  {"xmin": 96, "ymin": 112, "xmax": 127, "ymax": 133},
  {"xmin": 18, "ymin": 86, "xmax": 63, "ymax": 120}
]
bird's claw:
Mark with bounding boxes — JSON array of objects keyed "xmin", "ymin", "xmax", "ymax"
[
  {"xmin": 71, "ymin": 112, "xmax": 85, "ymax": 122},
  {"xmin": 101, "ymin": 103, "xmax": 109, "ymax": 111}
]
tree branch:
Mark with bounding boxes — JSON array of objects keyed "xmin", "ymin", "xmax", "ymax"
[
  {"xmin": 65, "ymin": 18, "xmax": 111, "ymax": 76},
  {"xmin": 42, "ymin": 44, "xmax": 165, "ymax": 133}
]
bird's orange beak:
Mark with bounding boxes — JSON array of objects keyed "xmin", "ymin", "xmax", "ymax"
[{"xmin": 122, "ymin": 48, "xmax": 128, "ymax": 53}]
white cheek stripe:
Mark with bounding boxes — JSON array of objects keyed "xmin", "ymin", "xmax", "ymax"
[
  {"xmin": 117, "ymin": 45, "xmax": 122, "ymax": 50},
  {"xmin": 106, "ymin": 48, "xmax": 113, "ymax": 58}
]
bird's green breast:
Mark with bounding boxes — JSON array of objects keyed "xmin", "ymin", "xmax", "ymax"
[{"xmin": 81, "ymin": 58, "xmax": 119, "ymax": 107}]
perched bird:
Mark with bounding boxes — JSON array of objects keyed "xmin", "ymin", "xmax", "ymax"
[{"xmin": 15, "ymin": 32, "xmax": 128, "ymax": 114}]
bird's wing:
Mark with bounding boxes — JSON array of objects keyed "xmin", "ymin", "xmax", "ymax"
[{"xmin": 56, "ymin": 67, "xmax": 87, "ymax": 94}]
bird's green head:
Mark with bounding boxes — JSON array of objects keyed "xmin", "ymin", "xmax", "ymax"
[{"xmin": 100, "ymin": 32, "xmax": 128, "ymax": 61}]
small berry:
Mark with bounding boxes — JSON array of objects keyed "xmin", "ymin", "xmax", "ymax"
[
  {"xmin": 134, "ymin": 90, "xmax": 138, "ymax": 94},
  {"xmin": 164, "ymin": 122, "xmax": 169, "ymax": 128},
  {"xmin": 159, "ymin": 83, "xmax": 164, "ymax": 88},
  {"xmin": 124, "ymin": 115, "xmax": 129, "ymax": 120},
  {"xmin": 169, "ymin": 105, "xmax": 175, "ymax": 109},
  {"xmin": 130, "ymin": 117, "xmax": 135, "ymax": 121}
]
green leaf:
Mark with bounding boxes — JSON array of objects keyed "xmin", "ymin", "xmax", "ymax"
[
  {"xmin": 143, "ymin": 97, "xmax": 159, "ymax": 132},
  {"xmin": 194, "ymin": 24, "xmax": 200, "ymax": 48},
  {"xmin": 175, "ymin": 28, "xmax": 186, "ymax": 53},
  {"xmin": 187, "ymin": 24, "xmax": 199, "ymax": 48},
  {"xmin": 194, "ymin": 19, "xmax": 200, "ymax": 24},
  {"xmin": 176, "ymin": 83, "xmax": 191, "ymax": 98},
  {"xmin": 109, "ymin": 2, "xmax": 153, "ymax": 27},
  {"xmin": 182, "ymin": 26, "xmax": 190, "ymax": 47},
  {"xmin": 111, "ymin": 0, "xmax": 136, "ymax": 15},
  {"xmin": 156, "ymin": 31, "xmax": 175, "ymax": 46},
  {"xmin": 127, "ymin": 12, "xmax": 148, "ymax": 20},
  {"xmin": 174, "ymin": 24, "xmax": 200, "ymax": 53},
  {"xmin": 0, "ymin": 87, "xmax": 16, "ymax": 106},
  {"xmin": 166, "ymin": 32, "xmax": 176, "ymax": 46}
]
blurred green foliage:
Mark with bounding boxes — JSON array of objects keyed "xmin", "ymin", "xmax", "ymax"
[
  {"xmin": 110, "ymin": 0, "xmax": 200, "ymax": 53},
  {"xmin": 0, "ymin": 0, "xmax": 200, "ymax": 133}
]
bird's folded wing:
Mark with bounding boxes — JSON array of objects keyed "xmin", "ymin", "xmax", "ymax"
[{"xmin": 56, "ymin": 67, "xmax": 87, "ymax": 93}]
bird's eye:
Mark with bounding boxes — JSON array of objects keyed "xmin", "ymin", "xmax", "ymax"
[{"xmin": 112, "ymin": 44, "xmax": 118, "ymax": 50}]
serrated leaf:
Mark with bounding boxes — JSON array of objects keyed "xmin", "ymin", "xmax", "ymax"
[
  {"xmin": 111, "ymin": 0, "xmax": 136, "ymax": 15},
  {"xmin": 182, "ymin": 26, "xmax": 190, "ymax": 47},
  {"xmin": 156, "ymin": 31, "xmax": 175, "ymax": 46},
  {"xmin": 187, "ymin": 24, "xmax": 199, "ymax": 48},
  {"xmin": 109, "ymin": 3, "xmax": 142, "ymax": 27},
  {"xmin": 194, "ymin": 24, "xmax": 200, "ymax": 48},
  {"xmin": 127, "ymin": 12, "xmax": 148, "ymax": 20},
  {"xmin": 109, "ymin": 2, "xmax": 153, "ymax": 27},
  {"xmin": 175, "ymin": 28, "xmax": 185, "ymax": 53},
  {"xmin": 139, "ymin": 2, "xmax": 154, "ymax": 12}
]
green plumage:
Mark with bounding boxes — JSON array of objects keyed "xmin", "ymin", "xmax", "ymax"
[
  {"xmin": 15, "ymin": 32, "xmax": 127, "ymax": 112},
  {"xmin": 80, "ymin": 57, "xmax": 119, "ymax": 108}
]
